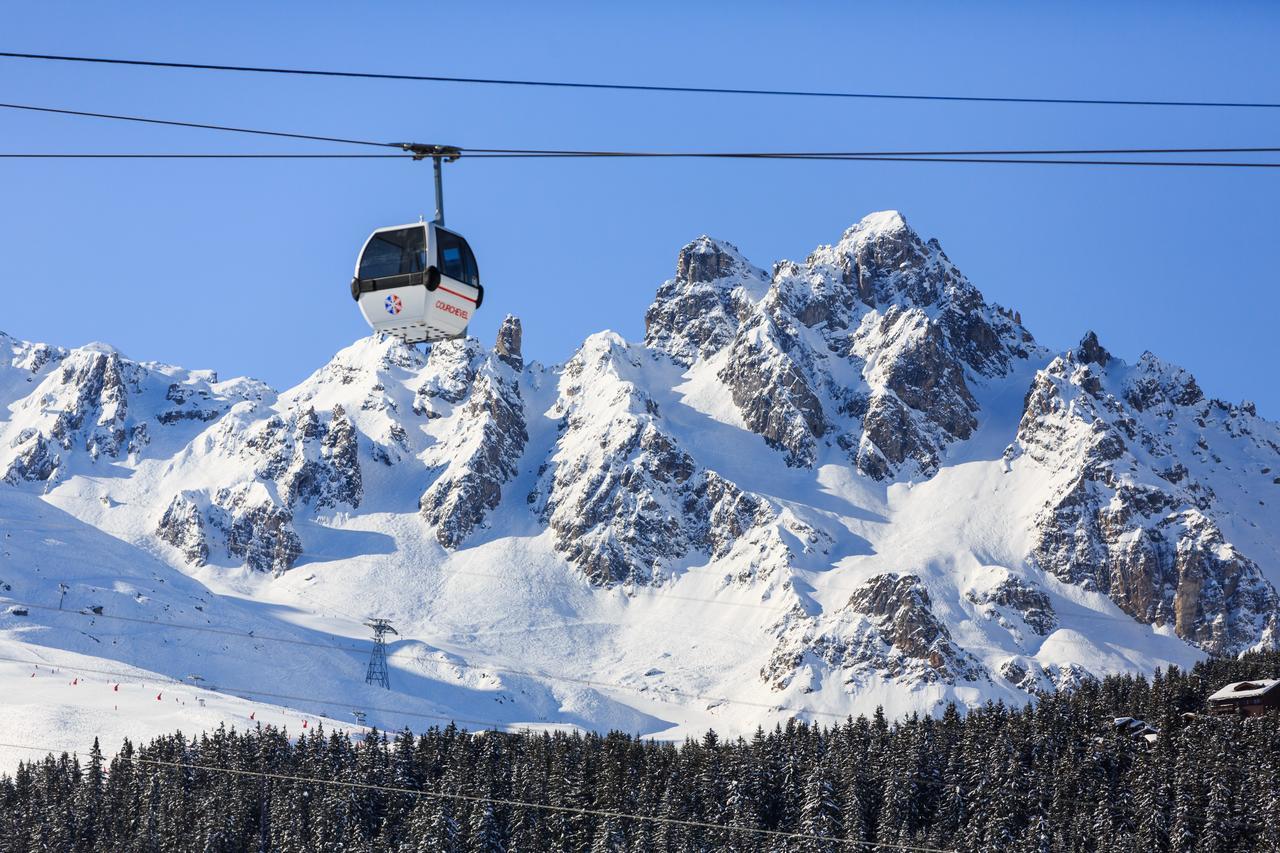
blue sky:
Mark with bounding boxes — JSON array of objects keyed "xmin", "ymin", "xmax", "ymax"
[{"xmin": 2, "ymin": 3, "xmax": 1278, "ymax": 414}]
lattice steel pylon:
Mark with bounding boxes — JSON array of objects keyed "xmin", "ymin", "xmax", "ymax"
[{"xmin": 363, "ymin": 618, "xmax": 398, "ymax": 690}]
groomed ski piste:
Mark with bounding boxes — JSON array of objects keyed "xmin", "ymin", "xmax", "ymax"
[{"xmin": 0, "ymin": 487, "xmax": 600, "ymax": 772}]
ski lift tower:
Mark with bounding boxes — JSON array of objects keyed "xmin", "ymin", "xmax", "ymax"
[{"xmin": 364, "ymin": 618, "xmax": 397, "ymax": 690}]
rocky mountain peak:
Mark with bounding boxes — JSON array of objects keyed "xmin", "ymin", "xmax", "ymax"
[
  {"xmin": 1124, "ymin": 352, "xmax": 1204, "ymax": 412},
  {"xmin": 1017, "ymin": 339, "xmax": 1280, "ymax": 655},
  {"xmin": 649, "ymin": 213, "xmax": 1042, "ymax": 476},
  {"xmin": 294, "ymin": 334, "xmax": 425, "ymax": 396},
  {"xmin": 831, "ymin": 209, "xmax": 913, "ymax": 264},
  {"xmin": 821, "ymin": 210, "xmax": 946, "ymax": 308},
  {"xmin": 675, "ymin": 236, "xmax": 752, "ymax": 284},
  {"xmin": 645, "ymin": 237, "xmax": 768, "ymax": 367},
  {"xmin": 494, "ymin": 314, "xmax": 524, "ymax": 372},
  {"xmin": 79, "ymin": 341, "xmax": 123, "ymax": 356},
  {"xmin": 1076, "ymin": 330, "xmax": 1111, "ymax": 366}
]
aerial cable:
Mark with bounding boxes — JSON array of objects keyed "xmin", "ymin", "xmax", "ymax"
[
  {"xmin": 128, "ymin": 758, "xmax": 956, "ymax": 853},
  {"xmin": 0, "ymin": 50, "xmax": 1277, "ymax": 110},
  {"xmin": 465, "ymin": 145, "xmax": 1280, "ymax": 157},
  {"xmin": 2, "ymin": 152, "xmax": 1280, "ymax": 168},
  {"xmin": 463, "ymin": 153, "xmax": 1280, "ymax": 168},
  {"xmin": 0, "ymin": 153, "xmax": 402, "ymax": 158},
  {"xmin": 0, "ymin": 101, "xmax": 395, "ymax": 147},
  {"xmin": 4, "ymin": 100, "xmax": 1280, "ymax": 165}
]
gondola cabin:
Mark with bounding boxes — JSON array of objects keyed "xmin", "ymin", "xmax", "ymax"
[
  {"xmin": 351, "ymin": 222, "xmax": 483, "ymax": 344},
  {"xmin": 1207, "ymin": 678, "xmax": 1280, "ymax": 717}
]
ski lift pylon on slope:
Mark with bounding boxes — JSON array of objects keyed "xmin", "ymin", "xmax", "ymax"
[{"xmin": 350, "ymin": 144, "xmax": 484, "ymax": 344}]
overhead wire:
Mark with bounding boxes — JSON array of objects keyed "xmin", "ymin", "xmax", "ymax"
[
  {"xmin": 2, "ymin": 101, "xmax": 1280, "ymax": 167},
  {"xmin": 0, "ymin": 741, "xmax": 961, "ymax": 853},
  {"xmin": 465, "ymin": 154, "xmax": 1280, "ymax": 168},
  {"xmin": 1, "ymin": 49, "xmax": 1278, "ymax": 110},
  {"xmin": 1, "ymin": 153, "xmax": 1279, "ymax": 168},
  {"xmin": 0, "ymin": 101, "xmax": 395, "ymax": 148},
  {"xmin": 464, "ymin": 145, "xmax": 1280, "ymax": 157},
  {"xmin": 0, "ymin": 153, "xmax": 402, "ymax": 159}
]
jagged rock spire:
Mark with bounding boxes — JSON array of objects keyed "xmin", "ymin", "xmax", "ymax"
[
  {"xmin": 1076, "ymin": 330, "xmax": 1111, "ymax": 366},
  {"xmin": 495, "ymin": 314, "xmax": 523, "ymax": 372}
]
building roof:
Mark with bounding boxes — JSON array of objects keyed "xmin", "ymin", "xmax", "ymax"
[{"xmin": 1207, "ymin": 679, "xmax": 1280, "ymax": 702}]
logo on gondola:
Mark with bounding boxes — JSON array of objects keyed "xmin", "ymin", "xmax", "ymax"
[
  {"xmin": 384, "ymin": 294, "xmax": 403, "ymax": 315},
  {"xmin": 435, "ymin": 300, "xmax": 469, "ymax": 321}
]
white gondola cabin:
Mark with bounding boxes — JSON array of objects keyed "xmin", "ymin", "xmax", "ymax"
[{"xmin": 351, "ymin": 222, "xmax": 483, "ymax": 344}]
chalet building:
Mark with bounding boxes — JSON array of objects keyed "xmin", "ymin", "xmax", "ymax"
[
  {"xmin": 1207, "ymin": 678, "xmax": 1280, "ymax": 716},
  {"xmin": 1113, "ymin": 716, "xmax": 1160, "ymax": 744}
]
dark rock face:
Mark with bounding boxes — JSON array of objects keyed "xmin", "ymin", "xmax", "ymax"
[
  {"xmin": 1019, "ymin": 343, "xmax": 1280, "ymax": 654},
  {"xmin": 319, "ymin": 406, "xmax": 362, "ymax": 507},
  {"xmin": 851, "ymin": 307, "xmax": 981, "ymax": 477},
  {"xmin": 494, "ymin": 314, "xmax": 524, "ymax": 372},
  {"xmin": 687, "ymin": 471, "xmax": 775, "ymax": 564},
  {"xmin": 764, "ymin": 573, "xmax": 986, "ymax": 690},
  {"xmin": 3, "ymin": 432, "xmax": 58, "ymax": 484},
  {"xmin": 878, "ymin": 313, "xmax": 977, "ymax": 430},
  {"xmin": 215, "ymin": 489, "xmax": 303, "ymax": 576},
  {"xmin": 421, "ymin": 318, "xmax": 528, "ymax": 549},
  {"xmin": 536, "ymin": 337, "xmax": 697, "ymax": 585},
  {"xmin": 156, "ymin": 493, "xmax": 209, "ymax": 567},
  {"xmin": 644, "ymin": 237, "xmax": 764, "ymax": 366},
  {"xmin": 533, "ymin": 334, "xmax": 803, "ymax": 586},
  {"xmin": 237, "ymin": 402, "xmax": 364, "ymax": 514},
  {"xmin": 1124, "ymin": 353, "xmax": 1204, "ymax": 411},
  {"xmin": 45, "ymin": 350, "xmax": 147, "ymax": 461},
  {"xmin": 276, "ymin": 405, "xmax": 364, "ymax": 510},
  {"xmin": 999, "ymin": 658, "xmax": 1031, "ymax": 689},
  {"xmin": 159, "ymin": 382, "xmax": 227, "ymax": 425},
  {"xmin": 966, "ymin": 576, "xmax": 1057, "ymax": 636},
  {"xmin": 717, "ymin": 328, "xmax": 828, "ymax": 468},
  {"xmin": 1076, "ymin": 331, "xmax": 1110, "ymax": 367},
  {"xmin": 544, "ymin": 418, "xmax": 695, "ymax": 585},
  {"xmin": 155, "ymin": 486, "xmax": 302, "ymax": 576},
  {"xmin": 415, "ymin": 338, "xmax": 484, "ymax": 416},
  {"xmin": 854, "ymin": 395, "xmax": 918, "ymax": 481},
  {"xmin": 845, "ymin": 574, "xmax": 983, "ymax": 677}
]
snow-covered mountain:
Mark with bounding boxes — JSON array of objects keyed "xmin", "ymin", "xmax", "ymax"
[{"xmin": 3, "ymin": 210, "xmax": 1277, "ymax": 760}]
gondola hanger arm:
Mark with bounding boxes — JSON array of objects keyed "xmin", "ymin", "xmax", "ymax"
[
  {"xmin": 394, "ymin": 142, "xmax": 462, "ymax": 161},
  {"xmin": 389, "ymin": 143, "xmax": 461, "ymax": 224}
]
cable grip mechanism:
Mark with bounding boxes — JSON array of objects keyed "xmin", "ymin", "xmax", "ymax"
[{"xmin": 392, "ymin": 143, "xmax": 462, "ymax": 225}]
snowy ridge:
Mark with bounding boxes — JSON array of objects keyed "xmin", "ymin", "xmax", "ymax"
[{"xmin": 1, "ymin": 210, "xmax": 1277, "ymax": 761}]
